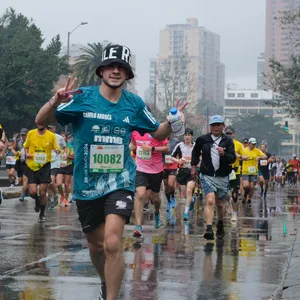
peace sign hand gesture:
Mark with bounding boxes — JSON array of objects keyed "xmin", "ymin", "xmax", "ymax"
[{"xmin": 52, "ymin": 76, "xmax": 78, "ymax": 106}]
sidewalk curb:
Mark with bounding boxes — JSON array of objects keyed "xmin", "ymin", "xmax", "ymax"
[
  {"xmin": 273, "ymin": 220, "xmax": 300, "ymax": 299},
  {"xmin": 2, "ymin": 188, "xmax": 22, "ymax": 199}
]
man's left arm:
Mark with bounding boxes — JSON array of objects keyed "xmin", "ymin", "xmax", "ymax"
[{"xmin": 224, "ymin": 139, "xmax": 236, "ymax": 164}]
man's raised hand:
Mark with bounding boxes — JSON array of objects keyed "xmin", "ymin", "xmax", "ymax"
[{"xmin": 53, "ymin": 76, "xmax": 78, "ymax": 105}]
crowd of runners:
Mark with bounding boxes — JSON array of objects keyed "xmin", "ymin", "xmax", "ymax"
[{"xmin": 0, "ymin": 43, "xmax": 299, "ymax": 300}]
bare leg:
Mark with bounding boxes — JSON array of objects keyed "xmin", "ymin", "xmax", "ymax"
[
  {"xmin": 104, "ymin": 214, "xmax": 126, "ymax": 300},
  {"xmin": 85, "ymin": 224, "xmax": 105, "ymax": 281},
  {"xmin": 134, "ymin": 186, "xmax": 146, "ymax": 226},
  {"xmin": 204, "ymin": 192, "xmax": 216, "ymax": 226}
]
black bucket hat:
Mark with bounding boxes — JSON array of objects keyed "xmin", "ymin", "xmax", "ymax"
[{"xmin": 96, "ymin": 44, "xmax": 134, "ymax": 79}]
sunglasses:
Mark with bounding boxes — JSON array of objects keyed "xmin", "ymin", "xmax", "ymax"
[{"xmin": 210, "ymin": 123, "xmax": 223, "ymax": 127}]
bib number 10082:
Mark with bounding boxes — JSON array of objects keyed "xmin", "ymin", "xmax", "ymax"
[
  {"xmin": 92, "ymin": 153, "xmax": 122, "ymax": 165},
  {"xmin": 90, "ymin": 145, "xmax": 124, "ymax": 173}
]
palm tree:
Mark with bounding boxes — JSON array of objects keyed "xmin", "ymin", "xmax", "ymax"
[{"xmin": 72, "ymin": 42, "xmax": 104, "ymax": 86}]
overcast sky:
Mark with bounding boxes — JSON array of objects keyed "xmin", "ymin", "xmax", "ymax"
[{"xmin": 1, "ymin": 0, "xmax": 266, "ymax": 96}]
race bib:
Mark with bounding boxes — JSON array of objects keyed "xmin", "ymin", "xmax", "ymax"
[
  {"xmin": 34, "ymin": 152, "xmax": 47, "ymax": 164},
  {"xmin": 229, "ymin": 170, "xmax": 236, "ymax": 181},
  {"xmin": 260, "ymin": 160, "xmax": 268, "ymax": 166},
  {"xmin": 137, "ymin": 146, "xmax": 152, "ymax": 160},
  {"xmin": 6, "ymin": 156, "xmax": 16, "ymax": 165},
  {"xmin": 90, "ymin": 145, "xmax": 124, "ymax": 173},
  {"xmin": 248, "ymin": 166, "xmax": 256, "ymax": 174},
  {"xmin": 165, "ymin": 155, "xmax": 172, "ymax": 164},
  {"xmin": 294, "ymin": 168, "xmax": 298, "ymax": 173}
]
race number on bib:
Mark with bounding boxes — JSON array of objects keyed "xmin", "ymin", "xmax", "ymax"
[
  {"xmin": 229, "ymin": 170, "xmax": 236, "ymax": 181},
  {"xmin": 165, "ymin": 155, "xmax": 172, "ymax": 164},
  {"xmin": 260, "ymin": 160, "xmax": 268, "ymax": 166},
  {"xmin": 248, "ymin": 166, "xmax": 256, "ymax": 174},
  {"xmin": 34, "ymin": 152, "xmax": 47, "ymax": 164},
  {"xmin": 137, "ymin": 146, "xmax": 152, "ymax": 160},
  {"xmin": 90, "ymin": 145, "xmax": 124, "ymax": 173},
  {"xmin": 6, "ymin": 156, "xmax": 16, "ymax": 165}
]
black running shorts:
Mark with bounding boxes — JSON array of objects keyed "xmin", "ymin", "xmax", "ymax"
[
  {"xmin": 27, "ymin": 163, "xmax": 51, "ymax": 185},
  {"xmin": 76, "ymin": 190, "xmax": 134, "ymax": 233},
  {"xmin": 135, "ymin": 170, "xmax": 163, "ymax": 193}
]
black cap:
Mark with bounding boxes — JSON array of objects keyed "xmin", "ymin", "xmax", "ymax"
[
  {"xmin": 184, "ymin": 128, "xmax": 193, "ymax": 136},
  {"xmin": 243, "ymin": 138, "xmax": 249, "ymax": 144},
  {"xmin": 96, "ymin": 44, "xmax": 134, "ymax": 79}
]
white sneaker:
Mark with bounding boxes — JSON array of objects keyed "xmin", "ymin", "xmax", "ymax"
[
  {"xmin": 231, "ymin": 212, "xmax": 238, "ymax": 223},
  {"xmin": 9, "ymin": 184, "xmax": 14, "ymax": 188},
  {"xmin": 14, "ymin": 178, "xmax": 19, "ymax": 186}
]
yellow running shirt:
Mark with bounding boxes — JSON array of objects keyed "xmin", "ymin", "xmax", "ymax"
[
  {"xmin": 241, "ymin": 147, "xmax": 264, "ymax": 175},
  {"xmin": 232, "ymin": 139, "xmax": 243, "ymax": 174},
  {"xmin": 24, "ymin": 129, "xmax": 59, "ymax": 171}
]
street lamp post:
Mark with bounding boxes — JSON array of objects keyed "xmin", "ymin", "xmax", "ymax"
[{"xmin": 65, "ymin": 22, "xmax": 88, "ymax": 133}]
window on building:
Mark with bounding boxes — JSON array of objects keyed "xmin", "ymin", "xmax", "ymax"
[
  {"xmin": 227, "ymin": 93, "xmax": 235, "ymax": 97},
  {"xmin": 237, "ymin": 93, "xmax": 245, "ymax": 98},
  {"xmin": 251, "ymin": 93, "xmax": 259, "ymax": 98}
]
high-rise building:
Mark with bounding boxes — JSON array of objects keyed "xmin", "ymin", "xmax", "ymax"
[
  {"xmin": 257, "ymin": 52, "xmax": 265, "ymax": 90},
  {"xmin": 149, "ymin": 18, "xmax": 225, "ymax": 114},
  {"xmin": 264, "ymin": 0, "xmax": 300, "ymax": 79}
]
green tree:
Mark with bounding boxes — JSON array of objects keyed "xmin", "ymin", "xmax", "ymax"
[
  {"xmin": 0, "ymin": 8, "xmax": 68, "ymax": 135},
  {"xmin": 230, "ymin": 114, "xmax": 290, "ymax": 154},
  {"xmin": 72, "ymin": 42, "xmax": 104, "ymax": 86}
]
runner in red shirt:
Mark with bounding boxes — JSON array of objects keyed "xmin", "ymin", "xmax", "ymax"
[{"xmin": 290, "ymin": 154, "xmax": 300, "ymax": 185}]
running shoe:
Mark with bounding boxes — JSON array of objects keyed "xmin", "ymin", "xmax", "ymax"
[
  {"xmin": 99, "ymin": 281, "xmax": 107, "ymax": 300},
  {"xmin": 14, "ymin": 178, "xmax": 19, "ymax": 186},
  {"xmin": 38, "ymin": 213, "xmax": 46, "ymax": 223},
  {"xmin": 183, "ymin": 212, "xmax": 189, "ymax": 221},
  {"xmin": 189, "ymin": 197, "xmax": 195, "ymax": 211},
  {"xmin": 216, "ymin": 224, "xmax": 225, "ymax": 239},
  {"xmin": 19, "ymin": 195, "xmax": 25, "ymax": 202},
  {"xmin": 154, "ymin": 213, "xmax": 163, "ymax": 229},
  {"xmin": 58, "ymin": 196, "xmax": 64, "ymax": 207},
  {"xmin": 231, "ymin": 212, "xmax": 238, "ymax": 223},
  {"xmin": 0, "ymin": 188, "xmax": 3, "ymax": 205},
  {"xmin": 143, "ymin": 203, "xmax": 150, "ymax": 212},
  {"xmin": 133, "ymin": 225, "xmax": 143, "ymax": 239},
  {"xmin": 203, "ymin": 230, "xmax": 214, "ymax": 240},
  {"xmin": 69, "ymin": 194, "xmax": 74, "ymax": 204},
  {"xmin": 65, "ymin": 199, "xmax": 69, "ymax": 207}
]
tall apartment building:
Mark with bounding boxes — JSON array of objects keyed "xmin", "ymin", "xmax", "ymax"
[
  {"xmin": 149, "ymin": 18, "xmax": 225, "ymax": 114},
  {"xmin": 257, "ymin": 52, "xmax": 265, "ymax": 90},
  {"xmin": 265, "ymin": 0, "xmax": 300, "ymax": 78}
]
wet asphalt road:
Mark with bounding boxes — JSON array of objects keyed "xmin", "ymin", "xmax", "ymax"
[{"xmin": 0, "ymin": 185, "xmax": 299, "ymax": 300}]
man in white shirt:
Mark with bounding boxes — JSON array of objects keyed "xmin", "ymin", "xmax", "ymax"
[{"xmin": 47, "ymin": 124, "xmax": 66, "ymax": 209}]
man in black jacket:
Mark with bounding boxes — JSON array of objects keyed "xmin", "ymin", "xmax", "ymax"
[{"xmin": 191, "ymin": 115, "xmax": 236, "ymax": 240}]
